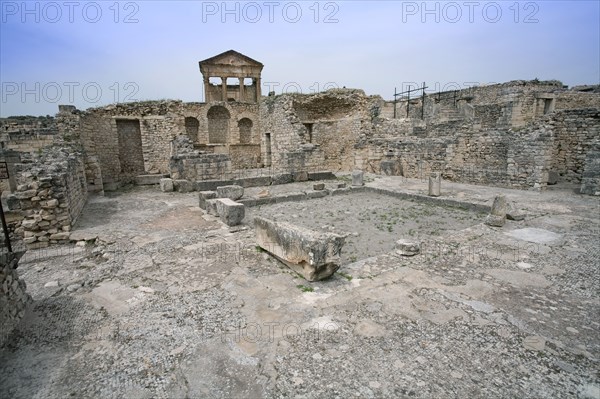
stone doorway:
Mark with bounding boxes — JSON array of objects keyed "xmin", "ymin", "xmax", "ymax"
[{"xmin": 116, "ymin": 119, "xmax": 144, "ymax": 175}]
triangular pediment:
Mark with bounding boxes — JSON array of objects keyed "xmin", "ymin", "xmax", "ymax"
[{"xmin": 199, "ymin": 50, "xmax": 263, "ymax": 68}]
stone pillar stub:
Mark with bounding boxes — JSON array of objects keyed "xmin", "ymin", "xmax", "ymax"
[
  {"xmin": 352, "ymin": 171, "xmax": 364, "ymax": 187},
  {"xmin": 428, "ymin": 172, "xmax": 441, "ymax": 197}
]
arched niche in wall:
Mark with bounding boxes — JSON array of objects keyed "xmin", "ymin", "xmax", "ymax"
[
  {"xmin": 238, "ymin": 118, "xmax": 253, "ymax": 144},
  {"xmin": 184, "ymin": 117, "xmax": 199, "ymax": 142},
  {"xmin": 207, "ymin": 105, "xmax": 230, "ymax": 144}
]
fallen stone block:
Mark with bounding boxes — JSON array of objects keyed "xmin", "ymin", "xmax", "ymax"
[
  {"xmin": 216, "ymin": 185, "xmax": 244, "ymax": 201},
  {"xmin": 352, "ymin": 171, "xmax": 364, "ymax": 187},
  {"xmin": 337, "ymin": 183, "xmax": 347, "ymax": 189},
  {"xmin": 205, "ymin": 199, "xmax": 219, "ymax": 216},
  {"xmin": 313, "ymin": 183, "xmax": 325, "ymax": 191},
  {"xmin": 160, "ymin": 178, "xmax": 174, "ymax": 192},
  {"xmin": 254, "ymin": 216, "xmax": 345, "ymax": 281},
  {"xmin": 490, "ymin": 195, "xmax": 508, "ymax": 216},
  {"xmin": 215, "ymin": 198, "xmax": 245, "ymax": 226},
  {"xmin": 485, "ymin": 194, "xmax": 508, "ymax": 226},
  {"xmin": 198, "ymin": 191, "xmax": 216, "ymax": 209},
  {"xmin": 395, "ymin": 239, "xmax": 420, "ymax": 256},
  {"xmin": 506, "ymin": 202, "xmax": 526, "ymax": 221},
  {"xmin": 485, "ymin": 214, "xmax": 505, "ymax": 227}
]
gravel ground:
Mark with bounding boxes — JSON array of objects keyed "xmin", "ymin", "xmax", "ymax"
[{"xmin": 1, "ymin": 176, "xmax": 599, "ymax": 399}]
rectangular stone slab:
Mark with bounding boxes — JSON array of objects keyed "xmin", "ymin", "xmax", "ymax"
[
  {"xmin": 254, "ymin": 216, "xmax": 345, "ymax": 281},
  {"xmin": 215, "ymin": 198, "xmax": 245, "ymax": 226},
  {"xmin": 198, "ymin": 191, "xmax": 216, "ymax": 209}
]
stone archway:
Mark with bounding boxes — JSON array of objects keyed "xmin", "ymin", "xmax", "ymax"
[{"xmin": 207, "ymin": 105, "xmax": 230, "ymax": 144}]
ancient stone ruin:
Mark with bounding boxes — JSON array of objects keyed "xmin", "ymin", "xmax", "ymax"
[{"xmin": 1, "ymin": 50, "xmax": 599, "ymax": 397}]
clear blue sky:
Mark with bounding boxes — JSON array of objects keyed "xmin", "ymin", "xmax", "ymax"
[{"xmin": 1, "ymin": 0, "xmax": 599, "ymax": 116}]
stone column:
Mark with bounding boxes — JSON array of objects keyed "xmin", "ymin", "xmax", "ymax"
[
  {"xmin": 428, "ymin": 172, "xmax": 441, "ymax": 197},
  {"xmin": 203, "ymin": 77, "xmax": 210, "ymax": 102},
  {"xmin": 221, "ymin": 77, "xmax": 227, "ymax": 101},
  {"xmin": 255, "ymin": 77, "xmax": 262, "ymax": 102},
  {"xmin": 239, "ymin": 77, "xmax": 245, "ymax": 102}
]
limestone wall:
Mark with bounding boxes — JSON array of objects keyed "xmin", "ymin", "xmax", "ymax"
[
  {"xmin": 13, "ymin": 145, "xmax": 87, "ymax": 249},
  {"xmin": 75, "ymin": 100, "xmax": 262, "ymax": 188},
  {"xmin": 80, "ymin": 101, "xmax": 184, "ymax": 186},
  {"xmin": 5, "ymin": 79, "xmax": 596, "ymax": 198},
  {"xmin": 182, "ymin": 101, "xmax": 261, "ymax": 146},
  {"xmin": 0, "ymin": 253, "xmax": 32, "ymax": 347},
  {"xmin": 229, "ymin": 144, "xmax": 261, "ymax": 169},
  {"xmin": 381, "ymin": 80, "xmax": 566, "ymax": 128},
  {"xmin": 544, "ymin": 108, "xmax": 600, "ymax": 183},
  {"xmin": 555, "ymin": 91, "xmax": 600, "ymax": 111},
  {"xmin": 260, "ymin": 90, "xmax": 375, "ymax": 172},
  {"xmin": 0, "ymin": 115, "xmax": 57, "ymax": 153},
  {"xmin": 170, "ymin": 154, "xmax": 232, "ymax": 181},
  {"xmin": 361, "ymin": 107, "xmax": 600, "ymax": 190},
  {"xmin": 169, "ymin": 135, "xmax": 232, "ymax": 181},
  {"xmin": 580, "ymin": 144, "xmax": 600, "ymax": 195}
]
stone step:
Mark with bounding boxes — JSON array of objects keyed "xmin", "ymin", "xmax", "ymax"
[{"xmin": 135, "ymin": 174, "xmax": 169, "ymax": 185}]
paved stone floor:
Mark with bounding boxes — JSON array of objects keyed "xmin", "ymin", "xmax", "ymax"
[{"xmin": 1, "ymin": 175, "xmax": 599, "ymax": 398}]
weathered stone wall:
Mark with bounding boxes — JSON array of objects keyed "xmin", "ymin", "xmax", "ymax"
[
  {"xmin": 169, "ymin": 135, "xmax": 232, "ymax": 181},
  {"xmin": 358, "ymin": 81, "xmax": 600, "ymax": 190},
  {"xmin": 381, "ymin": 80, "xmax": 569, "ymax": 128},
  {"xmin": 229, "ymin": 144, "xmax": 261, "ymax": 169},
  {"xmin": 0, "ymin": 253, "xmax": 32, "ymax": 347},
  {"xmin": 361, "ymin": 107, "xmax": 600, "ymax": 190},
  {"xmin": 75, "ymin": 100, "xmax": 262, "ymax": 188},
  {"xmin": 78, "ymin": 101, "xmax": 184, "ymax": 188},
  {"xmin": 6, "ymin": 80, "xmax": 597, "ymax": 196},
  {"xmin": 555, "ymin": 90, "xmax": 600, "ymax": 111},
  {"xmin": 183, "ymin": 101, "xmax": 261, "ymax": 147},
  {"xmin": 56, "ymin": 107, "xmax": 104, "ymax": 194},
  {"xmin": 13, "ymin": 145, "xmax": 87, "ymax": 249},
  {"xmin": 543, "ymin": 109, "xmax": 600, "ymax": 183},
  {"xmin": 260, "ymin": 89, "xmax": 376, "ymax": 172},
  {"xmin": 580, "ymin": 144, "xmax": 600, "ymax": 195},
  {"xmin": 0, "ymin": 115, "xmax": 57, "ymax": 153}
]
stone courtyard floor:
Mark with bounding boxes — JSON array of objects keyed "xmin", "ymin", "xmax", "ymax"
[{"xmin": 1, "ymin": 175, "xmax": 599, "ymax": 398}]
